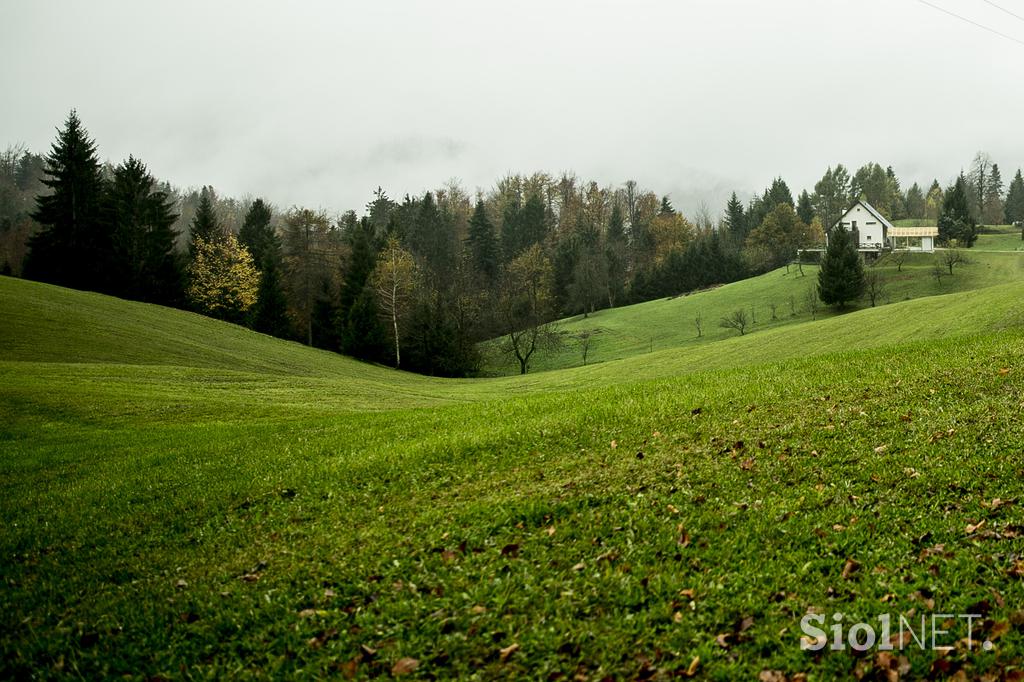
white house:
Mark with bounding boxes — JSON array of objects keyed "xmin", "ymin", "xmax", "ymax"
[
  {"xmin": 832, "ymin": 200, "xmax": 893, "ymax": 251},
  {"xmin": 831, "ymin": 200, "xmax": 937, "ymax": 253}
]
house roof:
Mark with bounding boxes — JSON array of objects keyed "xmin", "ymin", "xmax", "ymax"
[
  {"xmin": 859, "ymin": 200, "xmax": 895, "ymax": 231},
  {"xmin": 889, "ymin": 226, "xmax": 938, "ymax": 237},
  {"xmin": 836, "ymin": 200, "xmax": 895, "ymax": 232}
]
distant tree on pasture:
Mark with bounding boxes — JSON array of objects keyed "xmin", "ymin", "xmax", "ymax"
[
  {"xmin": 938, "ymin": 175, "xmax": 978, "ymax": 247},
  {"xmin": 817, "ymin": 224, "xmax": 864, "ymax": 309}
]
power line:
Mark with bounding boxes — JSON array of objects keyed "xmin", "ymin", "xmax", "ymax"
[
  {"xmin": 914, "ymin": 0, "xmax": 1024, "ymax": 46},
  {"xmin": 979, "ymin": 0, "xmax": 1024, "ymax": 24}
]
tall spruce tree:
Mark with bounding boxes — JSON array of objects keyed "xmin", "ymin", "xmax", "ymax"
[
  {"xmin": 905, "ymin": 182, "xmax": 926, "ymax": 219},
  {"xmin": 1005, "ymin": 169, "xmax": 1024, "ymax": 225},
  {"xmin": 817, "ymin": 224, "xmax": 865, "ymax": 309},
  {"xmin": 938, "ymin": 175, "xmax": 978, "ymax": 247},
  {"xmin": 466, "ymin": 199, "xmax": 498, "ymax": 284},
  {"xmin": 500, "ymin": 197, "xmax": 523, "ymax": 261},
  {"xmin": 408, "ymin": 191, "xmax": 454, "ymax": 279},
  {"xmin": 338, "ymin": 218, "xmax": 384, "ymax": 356},
  {"xmin": 107, "ymin": 155, "xmax": 182, "ymax": 304},
  {"xmin": 724, "ymin": 192, "xmax": 747, "ymax": 245},
  {"xmin": 189, "ymin": 187, "xmax": 221, "ymax": 256},
  {"xmin": 520, "ymin": 193, "xmax": 548, "ymax": 250},
  {"xmin": 24, "ymin": 110, "xmax": 110, "ymax": 290},
  {"xmin": 605, "ymin": 202, "xmax": 627, "ymax": 307},
  {"xmin": 766, "ymin": 177, "xmax": 795, "ymax": 209},
  {"xmin": 341, "ymin": 286, "xmax": 388, "ymax": 362},
  {"xmin": 238, "ymin": 198, "xmax": 275, "ymax": 265},
  {"xmin": 796, "ymin": 190, "xmax": 814, "ymax": 224},
  {"xmin": 983, "ymin": 164, "xmax": 1005, "ymax": 225},
  {"xmin": 252, "ymin": 253, "xmax": 292, "ymax": 338}
]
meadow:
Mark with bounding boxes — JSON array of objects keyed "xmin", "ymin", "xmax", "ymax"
[
  {"xmin": 2, "ymin": 263, "xmax": 1024, "ymax": 680},
  {"xmin": 483, "ymin": 249, "xmax": 1024, "ymax": 375}
]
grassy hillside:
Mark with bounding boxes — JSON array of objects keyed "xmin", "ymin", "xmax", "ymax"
[
  {"xmin": 484, "ymin": 250, "xmax": 1024, "ymax": 375},
  {"xmin": 977, "ymin": 224, "xmax": 1024, "ymax": 252},
  {"xmin": 2, "ymin": 277, "xmax": 1024, "ymax": 679}
]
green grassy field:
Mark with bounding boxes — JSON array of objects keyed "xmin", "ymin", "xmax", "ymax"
[
  {"xmin": 2, "ymin": 275, "xmax": 1024, "ymax": 680},
  {"xmin": 977, "ymin": 225, "xmax": 1024, "ymax": 253},
  {"xmin": 483, "ymin": 250, "xmax": 1024, "ymax": 375}
]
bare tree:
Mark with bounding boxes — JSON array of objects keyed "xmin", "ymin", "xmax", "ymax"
[
  {"xmin": 788, "ymin": 294, "xmax": 797, "ymax": 317},
  {"xmin": 803, "ymin": 287, "xmax": 820, "ymax": 320},
  {"xmin": 576, "ymin": 330, "xmax": 594, "ymax": 366},
  {"xmin": 498, "ymin": 244, "xmax": 562, "ymax": 374},
  {"xmin": 370, "ymin": 237, "xmax": 417, "ymax": 368},
  {"xmin": 719, "ymin": 309, "xmax": 749, "ymax": 336},
  {"xmin": 931, "ymin": 260, "xmax": 946, "ymax": 285},
  {"xmin": 941, "ymin": 249, "xmax": 965, "ymax": 275},
  {"xmin": 890, "ymin": 250, "xmax": 907, "ymax": 272},
  {"xmin": 694, "ymin": 311, "xmax": 704, "ymax": 338},
  {"xmin": 693, "ymin": 200, "xmax": 715, "ymax": 233},
  {"xmin": 863, "ymin": 271, "xmax": 886, "ymax": 307},
  {"xmin": 768, "ymin": 301, "xmax": 778, "ymax": 320}
]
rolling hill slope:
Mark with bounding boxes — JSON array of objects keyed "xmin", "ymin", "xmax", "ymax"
[
  {"xmin": 483, "ymin": 250, "xmax": 1024, "ymax": 375},
  {"xmin": 2, "ymin": 276, "xmax": 1024, "ymax": 679}
]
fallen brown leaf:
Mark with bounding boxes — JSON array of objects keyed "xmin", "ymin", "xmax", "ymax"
[
  {"xmin": 758, "ymin": 671, "xmax": 787, "ymax": 682},
  {"xmin": 499, "ymin": 642, "xmax": 519, "ymax": 662},
  {"xmin": 965, "ymin": 520, "xmax": 986, "ymax": 534},
  {"xmin": 391, "ymin": 657, "xmax": 419, "ymax": 676}
]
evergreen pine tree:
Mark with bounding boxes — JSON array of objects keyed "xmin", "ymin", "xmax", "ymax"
[
  {"xmin": 983, "ymin": 163, "xmax": 1005, "ymax": 225},
  {"xmin": 252, "ymin": 253, "xmax": 292, "ymax": 338},
  {"xmin": 24, "ymin": 110, "xmax": 110, "ymax": 290},
  {"xmin": 408, "ymin": 192, "xmax": 454, "ymax": 278},
  {"xmin": 1005, "ymin": 170, "xmax": 1024, "ymax": 225},
  {"xmin": 500, "ymin": 197, "xmax": 523, "ymax": 261},
  {"xmin": 337, "ymin": 217, "xmax": 380, "ymax": 325},
  {"xmin": 796, "ymin": 190, "xmax": 815, "ymax": 224},
  {"xmin": 605, "ymin": 203, "xmax": 627, "ymax": 307},
  {"xmin": 341, "ymin": 285, "xmax": 389, "ymax": 362},
  {"xmin": 659, "ymin": 196, "xmax": 676, "ymax": 215},
  {"xmin": 189, "ymin": 187, "xmax": 221, "ymax": 256},
  {"xmin": 107, "ymin": 155, "xmax": 182, "ymax": 304},
  {"xmin": 466, "ymin": 199, "xmax": 499, "ymax": 284},
  {"xmin": 905, "ymin": 183, "xmax": 926, "ymax": 219},
  {"xmin": 766, "ymin": 177, "xmax": 795, "ymax": 209},
  {"xmin": 520, "ymin": 193, "xmax": 548, "ymax": 249},
  {"xmin": 938, "ymin": 175, "xmax": 978, "ymax": 247},
  {"xmin": 817, "ymin": 224, "xmax": 865, "ymax": 309},
  {"xmin": 724, "ymin": 192, "xmax": 747, "ymax": 244},
  {"xmin": 238, "ymin": 198, "xmax": 275, "ymax": 265},
  {"xmin": 311, "ymin": 278, "xmax": 339, "ymax": 351}
]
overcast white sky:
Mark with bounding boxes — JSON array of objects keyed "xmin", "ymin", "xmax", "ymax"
[{"xmin": 2, "ymin": 0, "xmax": 1022, "ymax": 217}]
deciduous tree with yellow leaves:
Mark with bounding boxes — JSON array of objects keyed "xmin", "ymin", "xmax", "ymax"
[{"xmin": 187, "ymin": 234, "xmax": 260, "ymax": 323}]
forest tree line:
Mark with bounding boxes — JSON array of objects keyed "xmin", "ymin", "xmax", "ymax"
[{"xmin": 3, "ymin": 111, "xmax": 1022, "ymax": 375}]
